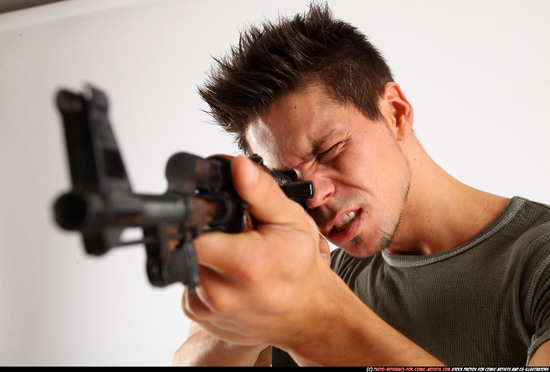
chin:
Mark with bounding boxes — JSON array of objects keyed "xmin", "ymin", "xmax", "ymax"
[
  {"xmin": 340, "ymin": 224, "xmax": 397, "ymax": 258},
  {"xmin": 335, "ymin": 236, "xmax": 383, "ymax": 259}
]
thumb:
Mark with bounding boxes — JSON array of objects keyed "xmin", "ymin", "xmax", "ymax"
[{"xmin": 231, "ymin": 155, "xmax": 308, "ymax": 228}]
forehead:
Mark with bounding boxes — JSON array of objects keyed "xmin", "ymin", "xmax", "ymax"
[{"xmin": 245, "ymin": 84, "xmax": 339, "ymax": 169}]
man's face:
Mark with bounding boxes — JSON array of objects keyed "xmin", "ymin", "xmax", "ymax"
[{"xmin": 246, "ymin": 83, "xmax": 411, "ymax": 258}]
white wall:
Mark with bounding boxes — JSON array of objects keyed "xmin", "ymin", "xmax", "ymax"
[{"xmin": 0, "ymin": 0, "xmax": 548, "ymax": 365}]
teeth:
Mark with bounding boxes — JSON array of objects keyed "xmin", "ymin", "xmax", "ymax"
[{"xmin": 334, "ymin": 211, "xmax": 356, "ymax": 232}]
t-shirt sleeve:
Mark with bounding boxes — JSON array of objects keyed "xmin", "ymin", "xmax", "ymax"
[{"xmin": 526, "ymin": 244, "xmax": 550, "ymax": 361}]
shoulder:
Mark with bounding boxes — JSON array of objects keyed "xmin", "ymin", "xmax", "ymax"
[
  {"xmin": 508, "ymin": 199, "xmax": 550, "ymax": 338},
  {"xmin": 513, "ymin": 197, "xmax": 550, "ymax": 229},
  {"xmin": 495, "ymin": 197, "xmax": 550, "ymax": 258},
  {"xmin": 508, "ymin": 198, "xmax": 550, "ymax": 257},
  {"xmin": 491, "ymin": 198, "xmax": 550, "ymax": 287}
]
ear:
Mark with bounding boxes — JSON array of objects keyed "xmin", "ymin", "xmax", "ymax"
[{"xmin": 381, "ymin": 82, "xmax": 414, "ymax": 141}]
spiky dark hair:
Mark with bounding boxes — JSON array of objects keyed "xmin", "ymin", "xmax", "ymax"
[{"xmin": 199, "ymin": 3, "xmax": 394, "ymax": 153}]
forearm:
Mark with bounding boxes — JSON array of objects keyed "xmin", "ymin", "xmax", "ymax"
[{"xmin": 173, "ymin": 322, "xmax": 271, "ymax": 366}]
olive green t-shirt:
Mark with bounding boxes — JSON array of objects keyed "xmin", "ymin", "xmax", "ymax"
[{"xmin": 330, "ymin": 197, "xmax": 550, "ymax": 365}]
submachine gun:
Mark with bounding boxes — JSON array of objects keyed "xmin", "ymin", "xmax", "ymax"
[{"xmin": 52, "ymin": 85, "xmax": 314, "ymax": 291}]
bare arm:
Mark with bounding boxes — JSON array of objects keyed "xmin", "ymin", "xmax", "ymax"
[
  {"xmin": 173, "ymin": 321, "xmax": 271, "ymax": 366},
  {"xmin": 182, "ymin": 156, "xmax": 442, "ymax": 366},
  {"xmin": 529, "ymin": 340, "xmax": 550, "ymax": 366}
]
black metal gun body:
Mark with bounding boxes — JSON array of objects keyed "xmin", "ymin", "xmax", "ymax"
[{"xmin": 53, "ymin": 85, "xmax": 314, "ymax": 289}]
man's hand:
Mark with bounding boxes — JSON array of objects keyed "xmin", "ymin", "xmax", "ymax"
[
  {"xmin": 181, "ymin": 156, "xmax": 443, "ymax": 366},
  {"xmin": 182, "ymin": 155, "xmax": 331, "ymax": 347}
]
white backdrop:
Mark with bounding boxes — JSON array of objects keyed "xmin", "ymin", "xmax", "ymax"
[{"xmin": 1, "ymin": 0, "xmax": 549, "ymax": 366}]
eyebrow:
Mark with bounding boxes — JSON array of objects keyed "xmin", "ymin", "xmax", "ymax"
[
  {"xmin": 270, "ymin": 129, "xmax": 336, "ymax": 174},
  {"xmin": 307, "ymin": 129, "xmax": 335, "ymax": 158}
]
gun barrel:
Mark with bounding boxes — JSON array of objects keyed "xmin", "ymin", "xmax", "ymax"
[{"xmin": 53, "ymin": 191, "xmax": 224, "ymax": 232}]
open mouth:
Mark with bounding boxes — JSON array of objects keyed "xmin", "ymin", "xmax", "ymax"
[
  {"xmin": 334, "ymin": 210, "xmax": 357, "ymax": 232},
  {"xmin": 329, "ymin": 209, "xmax": 362, "ymax": 245}
]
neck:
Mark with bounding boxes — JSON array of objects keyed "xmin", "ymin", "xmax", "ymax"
[{"xmin": 387, "ymin": 137, "xmax": 510, "ymax": 256}]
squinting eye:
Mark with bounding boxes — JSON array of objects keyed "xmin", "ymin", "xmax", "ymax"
[{"xmin": 318, "ymin": 142, "xmax": 341, "ymax": 159}]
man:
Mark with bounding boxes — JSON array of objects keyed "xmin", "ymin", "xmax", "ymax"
[{"xmin": 174, "ymin": 4, "xmax": 550, "ymax": 366}]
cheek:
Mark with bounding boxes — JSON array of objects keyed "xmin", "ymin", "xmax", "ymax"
[
  {"xmin": 337, "ymin": 132, "xmax": 408, "ymax": 197},
  {"xmin": 328, "ymin": 146, "xmax": 371, "ymax": 195}
]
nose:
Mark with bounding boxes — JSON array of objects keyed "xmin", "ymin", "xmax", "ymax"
[{"xmin": 303, "ymin": 175, "xmax": 334, "ymax": 210}]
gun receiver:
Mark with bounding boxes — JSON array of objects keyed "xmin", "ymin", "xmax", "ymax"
[{"xmin": 53, "ymin": 85, "xmax": 314, "ymax": 290}]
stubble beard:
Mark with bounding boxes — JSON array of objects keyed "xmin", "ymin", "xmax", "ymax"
[{"xmin": 353, "ymin": 181, "xmax": 410, "ymax": 258}]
